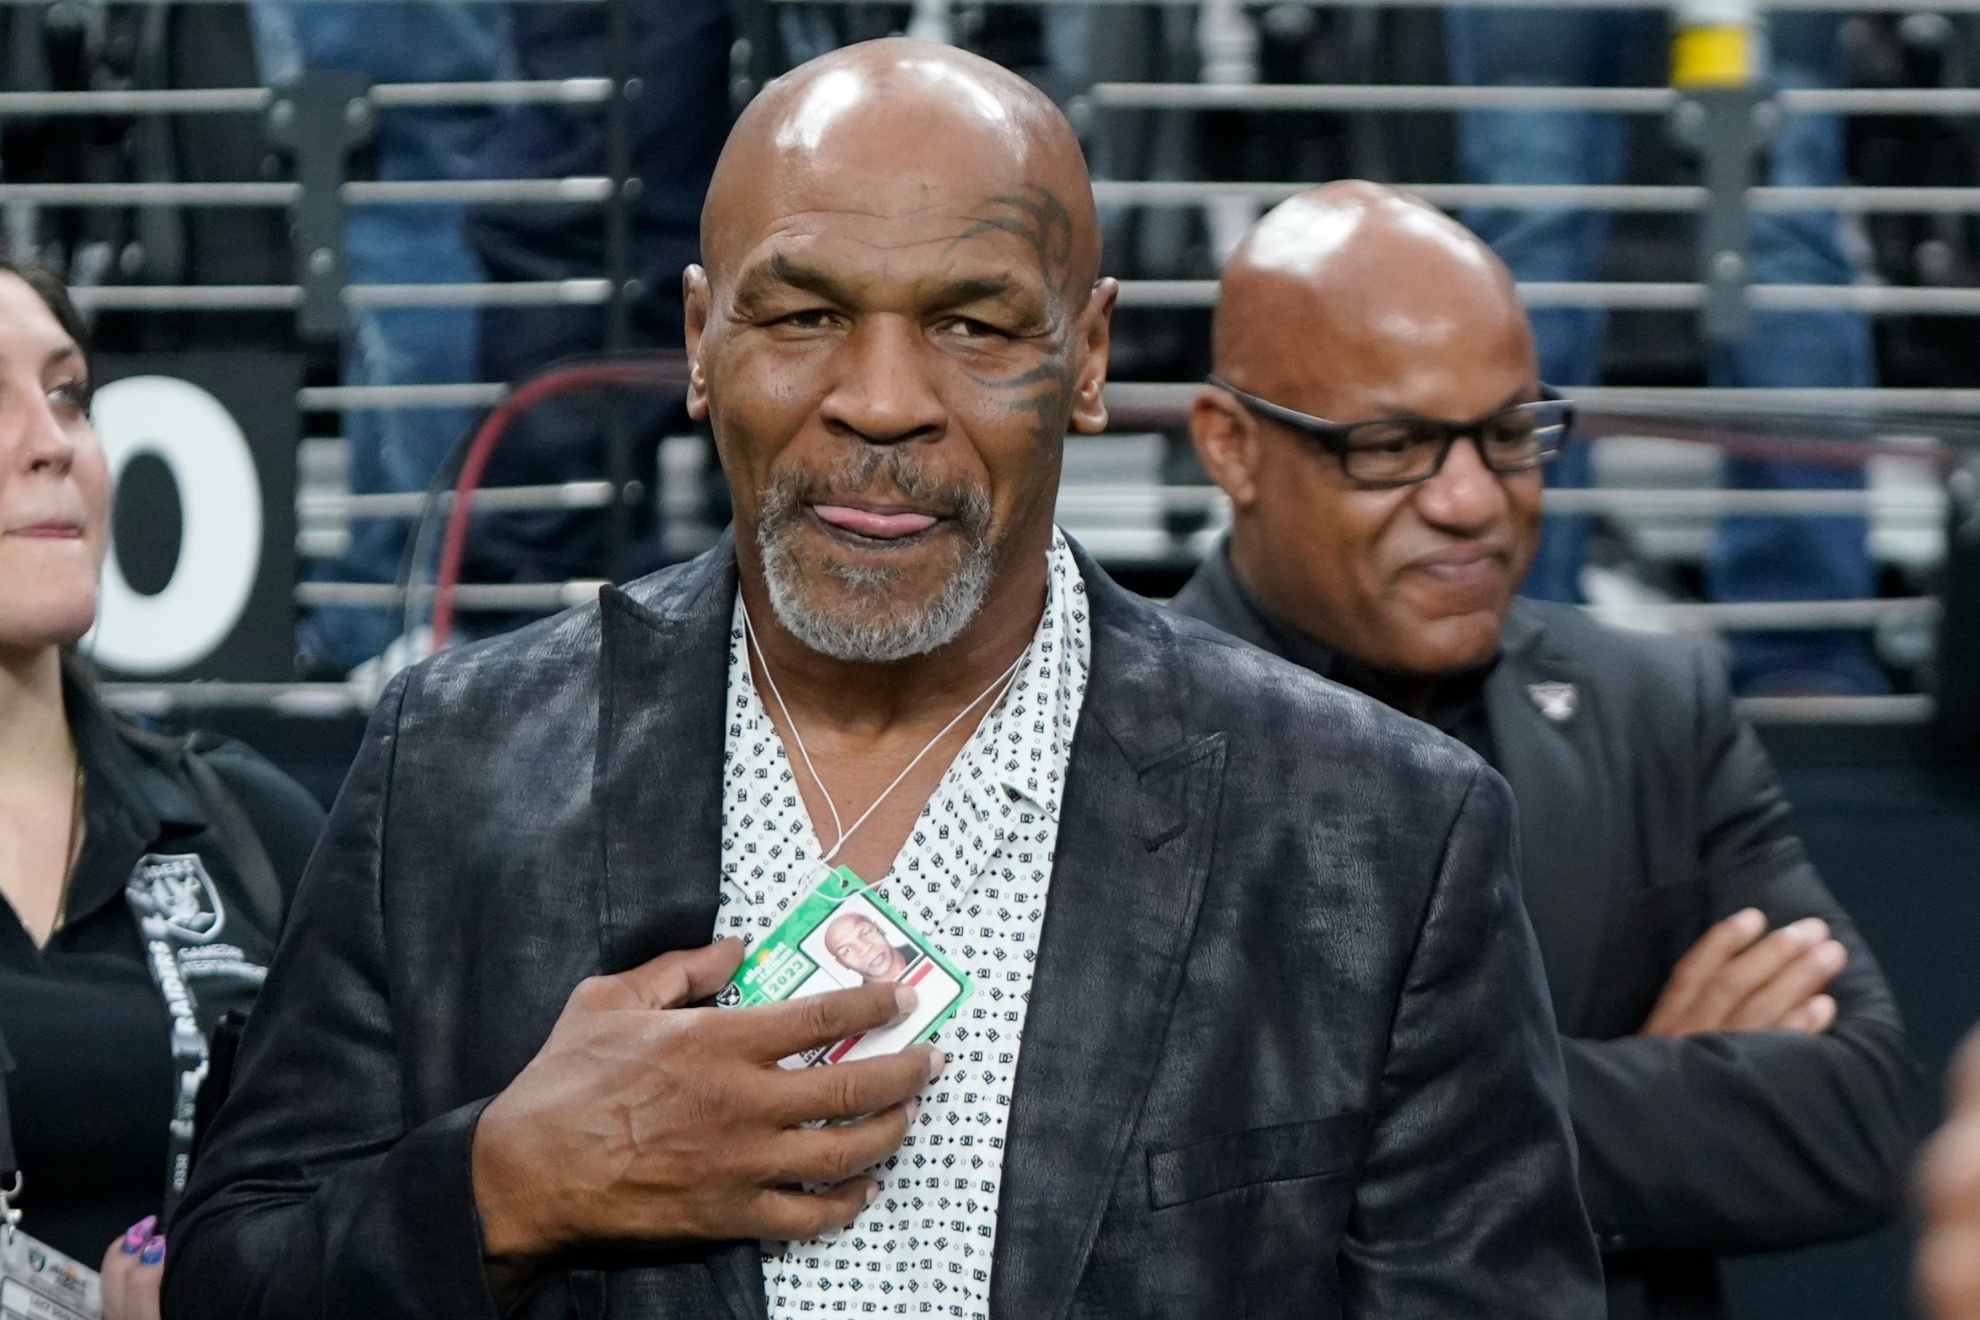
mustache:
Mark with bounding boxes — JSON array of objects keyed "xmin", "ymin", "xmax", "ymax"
[{"xmin": 758, "ymin": 447, "xmax": 992, "ymax": 541}]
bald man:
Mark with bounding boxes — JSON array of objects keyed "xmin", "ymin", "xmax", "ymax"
[
  {"xmin": 1172, "ymin": 182, "xmax": 1921, "ymax": 1320},
  {"xmin": 165, "ymin": 49, "xmax": 1601, "ymax": 1320}
]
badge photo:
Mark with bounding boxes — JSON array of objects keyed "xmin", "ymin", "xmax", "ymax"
[
  {"xmin": 787, "ymin": 893, "xmax": 965, "ymax": 1067},
  {"xmin": 720, "ymin": 868, "xmax": 973, "ymax": 1071}
]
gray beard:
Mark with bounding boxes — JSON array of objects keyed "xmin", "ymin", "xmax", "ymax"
[{"xmin": 755, "ymin": 453, "xmax": 997, "ymax": 664}]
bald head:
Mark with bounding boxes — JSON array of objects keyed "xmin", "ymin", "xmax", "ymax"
[
  {"xmin": 702, "ymin": 39, "xmax": 1100, "ymax": 299},
  {"xmin": 1215, "ymin": 181, "xmax": 1530, "ymax": 407}
]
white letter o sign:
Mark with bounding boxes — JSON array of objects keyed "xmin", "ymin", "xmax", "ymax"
[{"xmin": 86, "ymin": 376, "xmax": 264, "ymax": 674}]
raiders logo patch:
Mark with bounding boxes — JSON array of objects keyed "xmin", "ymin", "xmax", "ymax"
[
  {"xmin": 126, "ymin": 853, "xmax": 226, "ymax": 943},
  {"xmin": 1527, "ymin": 681, "xmax": 1579, "ymax": 723}
]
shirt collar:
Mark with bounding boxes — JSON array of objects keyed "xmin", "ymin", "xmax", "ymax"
[
  {"xmin": 1200, "ymin": 538, "xmax": 1495, "ymax": 741},
  {"xmin": 979, "ymin": 529, "xmax": 1089, "ymax": 816},
  {"xmin": 60, "ymin": 664, "xmax": 209, "ymax": 931},
  {"xmin": 1191, "ymin": 539, "xmax": 1341, "ymax": 673}
]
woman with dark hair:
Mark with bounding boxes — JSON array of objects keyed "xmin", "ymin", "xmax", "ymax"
[{"xmin": 0, "ymin": 257, "xmax": 323, "ymax": 1318}]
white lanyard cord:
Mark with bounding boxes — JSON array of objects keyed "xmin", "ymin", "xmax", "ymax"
[{"xmin": 739, "ymin": 595, "xmax": 1028, "ymax": 865}]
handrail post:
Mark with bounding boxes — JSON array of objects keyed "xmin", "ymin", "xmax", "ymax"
[
  {"xmin": 1198, "ymin": 0, "xmax": 1260, "ymax": 264},
  {"xmin": 604, "ymin": 0, "xmax": 636, "ymax": 580},
  {"xmin": 265, "ymin": 71, "xmax": 373, "ymax": 341},
  {"xmin": 907, "ymin": 0, "xmax": 953, "ymax": 45},
  {"xmin": 1669, "ymin": 0, "xmax": 1773, "ymax": 343},
  {"xmin": 1938, "ymin": 458, "xmax": 1980, "ymax": 755}
]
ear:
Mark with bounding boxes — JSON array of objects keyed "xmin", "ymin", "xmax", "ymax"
[
  {"xmin": 1190, "ymin": 384, "xmax": 1262, "ymax": 510},
  {"xmin": 683, "ymin": 265, "xmax": 713, "ymax": 421},
  {"xmin": 1067, "ymin": 278, "xmax": 1118, "ymax": 436}
]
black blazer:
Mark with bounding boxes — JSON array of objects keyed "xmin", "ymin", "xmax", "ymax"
[
  {"xmin": 165, "ymin": 538, "xmax": 1603, "ymax": 1320},
  {"xmin": 1172, "ymin": 549, "xmax": 1924, "ymax": 1320}
]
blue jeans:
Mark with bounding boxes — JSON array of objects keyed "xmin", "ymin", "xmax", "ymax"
[
  {"xmin": 250, "ymin": 2, "xmax": 516, "ymax": 672},
  {"xmin": 1447, "ymin": 8, "xmax": 1887, "ymax": 693}
]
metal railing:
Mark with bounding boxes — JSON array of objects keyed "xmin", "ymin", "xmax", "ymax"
[
  {"xmin": 1093, "ymin": 181, "xmax": 1980, "ymax": 216},
  {"xmin": 0, "ymin": 78, "xmax": 612, "ymax": 118},
  {"xmin": 67, "ymin": 280, "xmax": 613, "ymax": 311},
  {"xmin": 0, "ymin": 0, "xmax": 646, "ymax": 690},
  {"xmin": 34, "ymin": 0, "xmax": 1961, "ymax": 727},
  {"xmin": 294, "ymin": 581, "xmax": 606, "ymax": 611},
  {"xmin": 1047, "ymin": 480, "xmax": 1946, "ymax": 520},
  {"xmin": 773, "ymin": 0, "xmax": 1980, "ymax": 9},
  {"xmin": 0, "ymin": 178, "xmax": 612, "ymax": 208},
  {"xmin": 298, "ymin": 383, "xmax": 510, "ymax": 410},
  {"xmin": 1111, "ymin": 280, "xmax": 1980, "ymax": 311},
  {"xmin": 1090, "ymin": 83, "xmax": 1980, "ymax": 115},
  {"xmin": 93, "ymin": 678, "xmax": 1935, "ymax": 724},
  {"xmin": 1103, "ymin": 381, "xmax": 1980, "ymax": 415},
  {"xmin": 301, "ymin": 480, "xmax": 617, "ymax": 521}
]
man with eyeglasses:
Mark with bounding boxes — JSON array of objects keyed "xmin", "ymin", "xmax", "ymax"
[{"xmin": 1171, "ymin": 181, "xmax": 1921, "ymax": 1320}]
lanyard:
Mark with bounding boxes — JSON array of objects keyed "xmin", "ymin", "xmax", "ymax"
[
  {"xmin": 125, "ymin": 854, "xmax": 226, "ymax": 1218},
  {"xmin": 738, "ymin": 597, "xmax": 1028, "ymax": 867},
  {"xmin": 0, "ymin": 1032, "xmax": 18, "ymax": 1241}
]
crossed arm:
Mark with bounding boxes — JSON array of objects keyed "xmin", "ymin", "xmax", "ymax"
[{"xmin": 1562, "ymin": 655, "xmax": 1924, "ymax": 1256}]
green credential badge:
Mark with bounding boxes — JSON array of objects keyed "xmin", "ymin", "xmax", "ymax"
[{"xmin": 716, "ymin": 866, "xmax": 973, "ymax": 1069}]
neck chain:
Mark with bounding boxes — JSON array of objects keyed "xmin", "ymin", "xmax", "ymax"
[
  {"xmin": 739, "ymin": 597, "xmax": 1028, "ymax": 867},
  {"xmin": 47, "ymin": 758, "xmax": 83, "ymax": 943}
]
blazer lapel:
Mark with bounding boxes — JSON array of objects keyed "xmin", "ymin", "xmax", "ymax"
[
  {"xmin": 596, "ymin": 537, "xmax": 736, "ymax": 971},
  {"xmin": 990, "ymin": 550, "xmax": 1226, "ymax": 1320},
  {"xmin": 594, "ymin": 535, "xmax": 768, "ymax": 1320},
  {"xmin": 1483, "ymin": 603, "xmax": 1609, "ymax": 1032}
]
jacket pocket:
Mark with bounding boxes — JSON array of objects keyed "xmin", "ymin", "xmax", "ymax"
[{"xmin": 1147, "ymin": 1110, "xmax": 1369, "ymax": 1209}]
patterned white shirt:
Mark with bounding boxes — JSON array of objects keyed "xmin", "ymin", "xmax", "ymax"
[{"xmin": 718, "ymin": 529, "xmax": 1091, "ymax": 1319}]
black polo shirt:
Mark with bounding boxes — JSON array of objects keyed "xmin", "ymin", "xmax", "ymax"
[{"xmin": 0, "ymin": 678, "xmax": 321, "ymax": 1261}]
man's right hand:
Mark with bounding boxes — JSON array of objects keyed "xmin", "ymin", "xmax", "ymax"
[
  {"xmin": 470, "ymin": 939, "xmax": 940, "ymax": 1265},
  {"xmin": 1640, "ymin": 907, "xmax": 1848, "ymax": 1039}
]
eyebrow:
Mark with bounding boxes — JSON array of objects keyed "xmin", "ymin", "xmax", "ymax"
[
  {"xmin": 1367, "ymin": 384, "xmax": 1537, "ymax": 423},
  {"xmin": 935, "ymin": 274, "xmax": 1025, "ymax": 307},
  {"xmin": 739, "ymin": 253, "xmax": 1030, "ymax": 311},
  {"xmin": 746, "ymin": 253, "xmax": 849, "ymax": 304},
  {"xmin": 0, "ymin": 344, "xmax": 84, "ymax": 377}
]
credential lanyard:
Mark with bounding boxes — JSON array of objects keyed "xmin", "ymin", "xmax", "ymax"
[
  {"xmin": 125, "ymin": 860, "xmax": 215, "ymax": 1219},
  {"xmin": 0, "ymin": 1030, "xmax": 20, "ymax": 1242}
]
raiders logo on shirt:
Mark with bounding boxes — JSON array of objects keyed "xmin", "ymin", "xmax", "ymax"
[{"xmin": 126, "ymin": 853, "xmax": 226, "ymax": 944}]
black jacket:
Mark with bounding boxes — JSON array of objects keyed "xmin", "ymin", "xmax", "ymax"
[
  {"xmin": 1172, "ymin": 545, "xmax": 1924, "ymax": 1320},
  {"xmin": 166, "ymin": 537, "xmax": 1603, "ymax": 1320}
]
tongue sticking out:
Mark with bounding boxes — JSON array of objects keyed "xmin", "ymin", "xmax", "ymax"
[{"xmin": 812, "ymin": 504, "xmax": 940, "ymax": 540}]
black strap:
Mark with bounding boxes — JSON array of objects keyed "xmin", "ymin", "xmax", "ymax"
[
  {"xmin": 0, "ymin": 1031, "xmax": 15, "ymax": 1188},
  {"xmin": 178, "ymin": 742, "xmax": 284, "ymax": 935},
  {"xmin": 0, "ymin": 1031, "xmax": 17, "ymax": 1238}
]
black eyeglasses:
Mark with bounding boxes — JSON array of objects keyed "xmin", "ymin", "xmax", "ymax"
[{"xmin": 1206, "ymin": 374, "xmax": 1574, "ymax": 488}]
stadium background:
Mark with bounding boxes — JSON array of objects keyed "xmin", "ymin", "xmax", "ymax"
[{"xmin": 13, "ymin": 0, "xmax": 1980, "ymax": 1312}]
